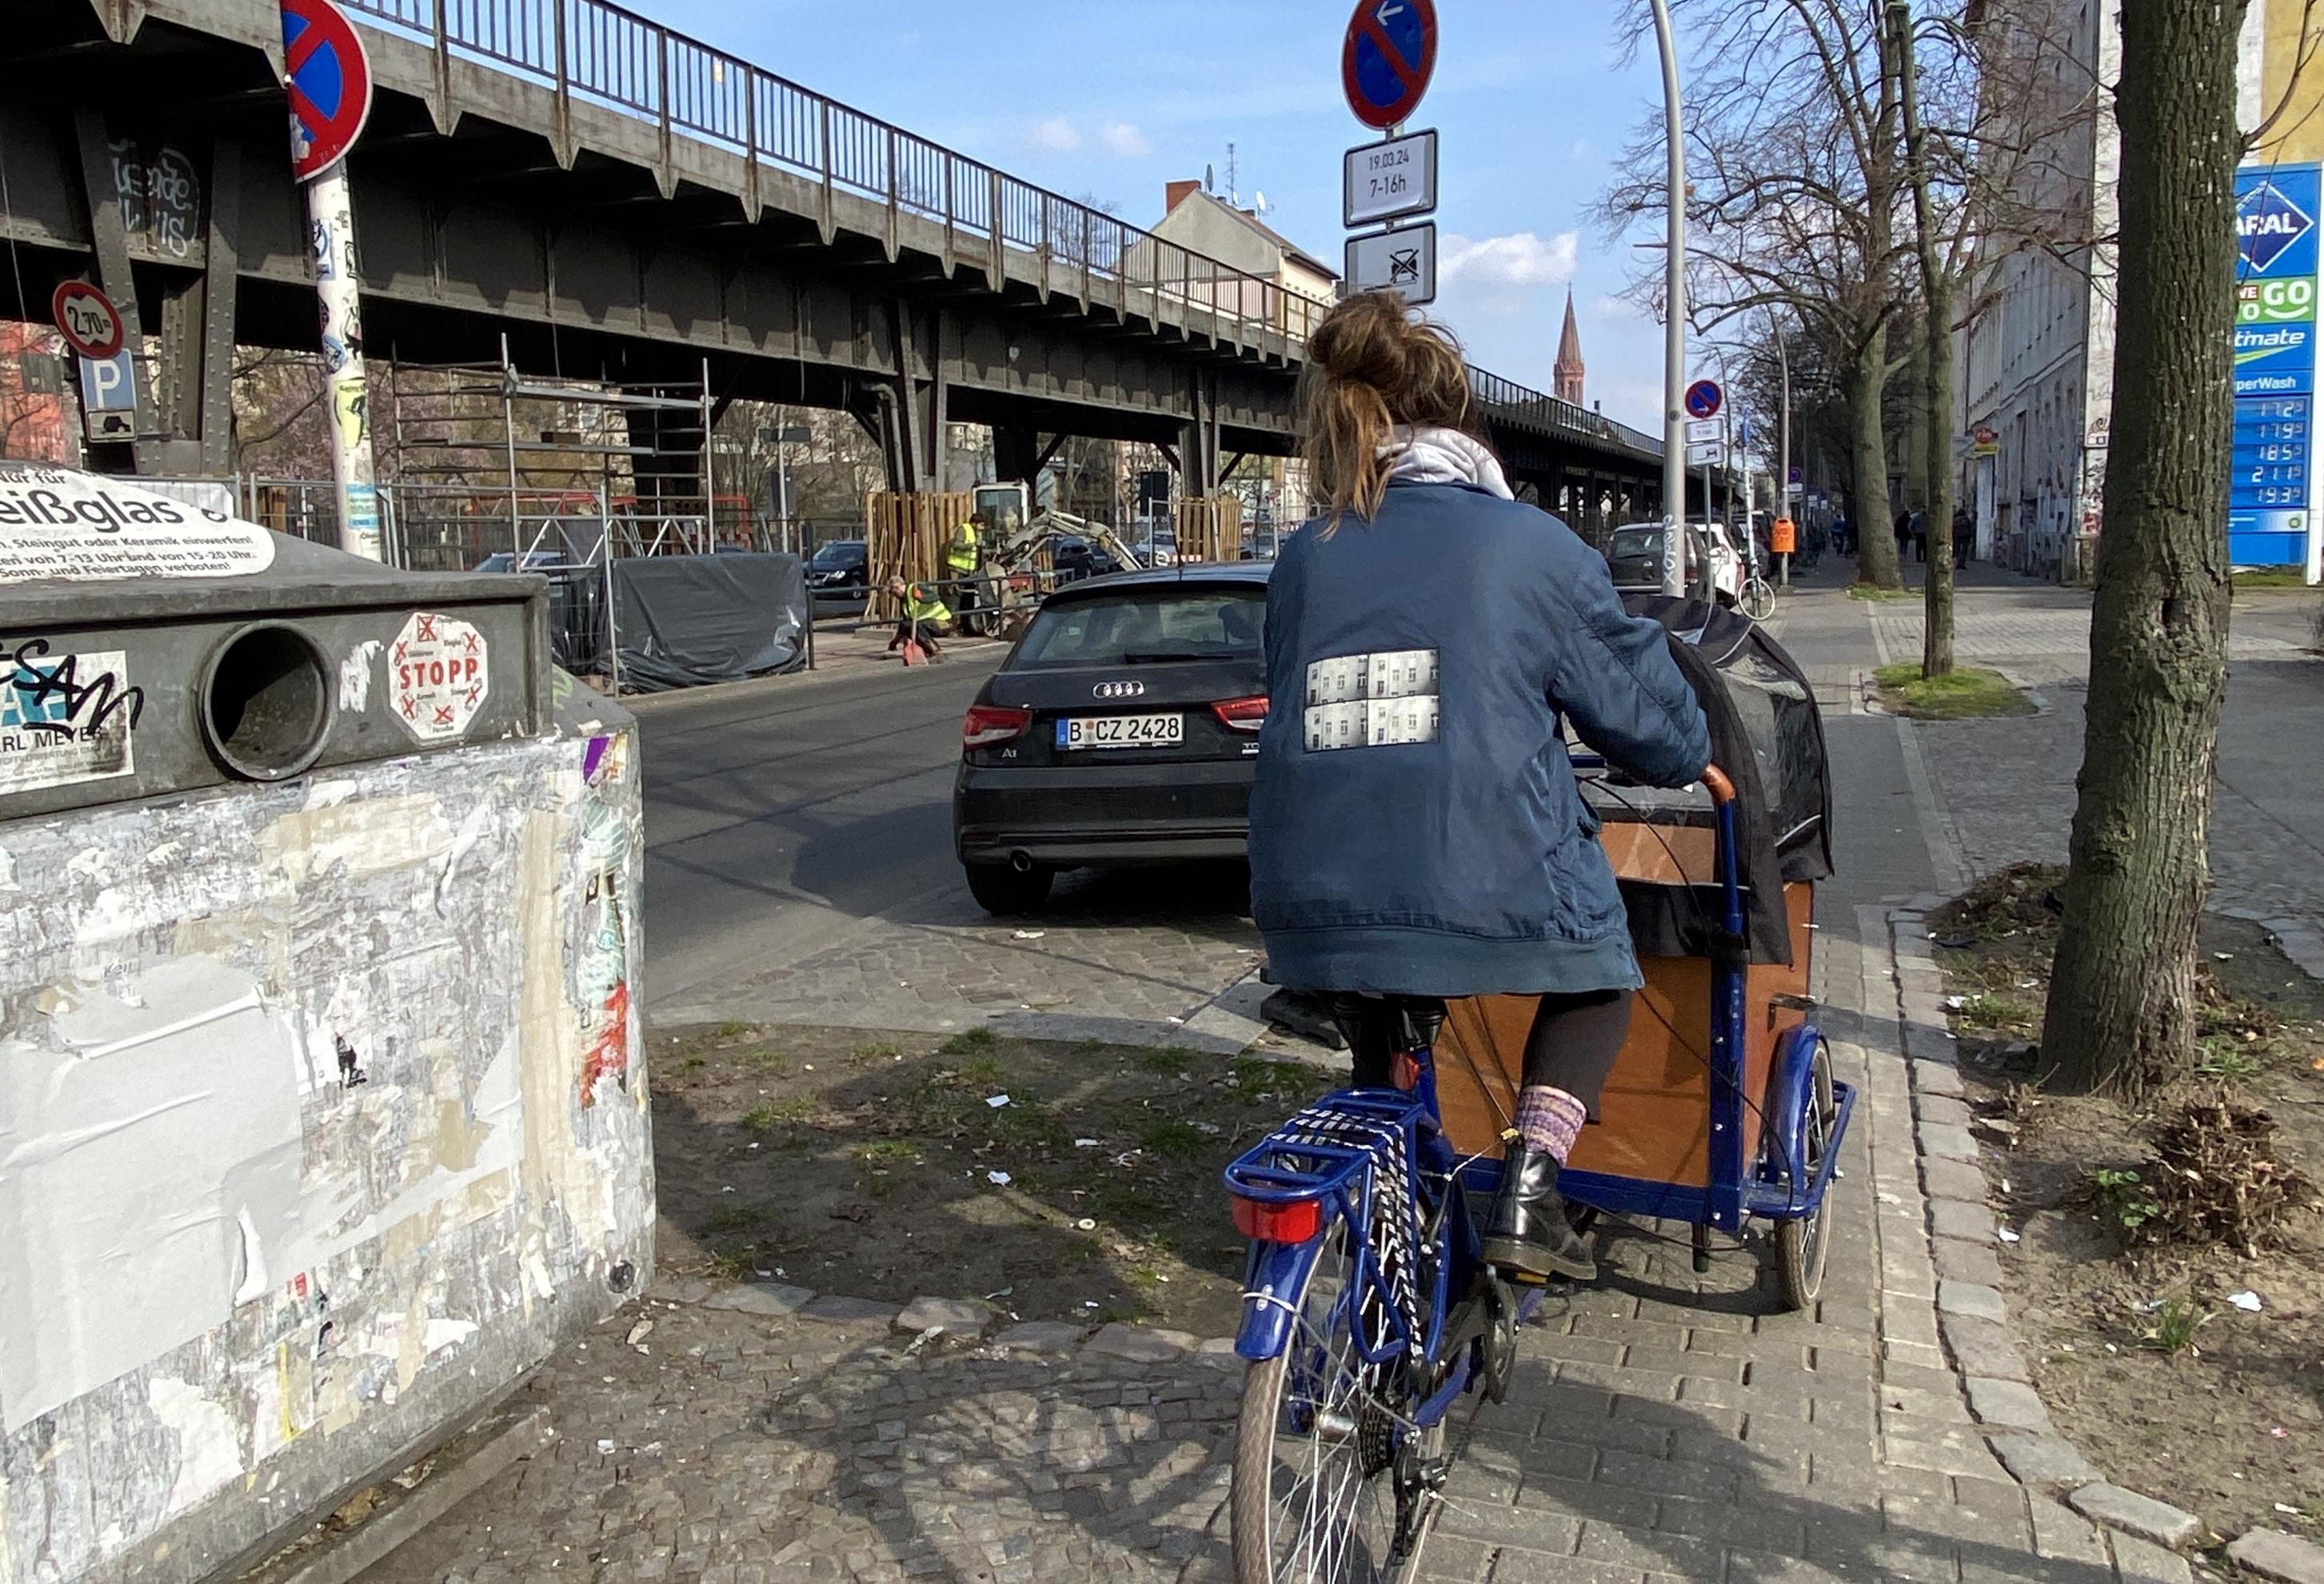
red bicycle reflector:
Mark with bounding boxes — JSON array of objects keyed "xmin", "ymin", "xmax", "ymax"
[
  {"xmin": 1212, "ymin": 696, "xmax": 1268, "ymax": 733},
  {"xmin": 963, "ymin": 704, "xmax": 1031, "ymax": 748},
  {"xmin": 1232, "ymin": 1195, "xmax": 1321, "ymax": 1243}
]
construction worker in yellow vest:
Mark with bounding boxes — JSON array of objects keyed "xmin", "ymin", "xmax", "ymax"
[
  {"xmin": 947, "ymin": 517, "xmax": 981, "ymax": 621},
  {"xmin": 885, "ymin": 574, "xmax": 952, "ymax": 661}
]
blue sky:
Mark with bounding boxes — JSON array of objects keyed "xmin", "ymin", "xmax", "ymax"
[{"xmin": 642, "ymin": 0, "xmax": 1677, "ymax": 429}]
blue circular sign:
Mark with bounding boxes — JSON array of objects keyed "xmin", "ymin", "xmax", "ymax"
[
  {"xmin": 1342, "ymin": 0, "xmax": 1438, "ymax": 131},
  {"xmin": 1684, "ymin": 379, "xmax": 1723, "ymax": 420}
]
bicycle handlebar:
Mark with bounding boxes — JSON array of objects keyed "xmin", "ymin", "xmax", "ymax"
[{"xmin": 1700, "ymin": 765, "xmax": 1736, "ymax": 804}]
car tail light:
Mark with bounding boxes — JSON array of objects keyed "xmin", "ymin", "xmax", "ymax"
[
  {"xmin": 1232, "ymin": 1195, "xmax": 1322, "ymax": 1243},
  {"xmin": 962, "ymin": 704, "xmax": 1031, "ymax": 749},
  {"xmin": 1212, "ymin": 696, "xmax": 1268, "ymax": 734}
]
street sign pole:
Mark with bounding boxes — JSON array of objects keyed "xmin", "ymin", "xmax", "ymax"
[
  {"xmin": 1650, "ymin": 0, "xmax": 1688, "ymax": 598},
  {"xmin": 281, "ymin": 0, "xmax": 383, "ymax": 563}
]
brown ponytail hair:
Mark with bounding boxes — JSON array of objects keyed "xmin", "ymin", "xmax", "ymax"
[{"xmin": 1298, "ymin": 289, "xmax": 1475, "ymax": 529}]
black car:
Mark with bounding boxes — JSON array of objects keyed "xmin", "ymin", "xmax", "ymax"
[
  {"xmin": 806, "ymin": 537, "xmax": 869, "ymax": 604},
  {"xmin": 952, "ymin": 563, "xmax": 1271, "ymax": 913},
  {"xmin": 1048, "ymin": 535, "xmax": 1124, "ymax": 584}
]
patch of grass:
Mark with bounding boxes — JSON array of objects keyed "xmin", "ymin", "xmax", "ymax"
[
  {"xmin": 705, "ymin": 1247, "xmax": 757, "ymax": 1282},
  {"xmin": 849, "ymin": 1042, "xmax": 903, "ymax": 1067},
  {"xmin": 2138, "ymin": 1296, "xmax": 2211, "ymax": 1355},
  {"xmin": 1229, "ymin": 1057, "xmax": 1330, "ymax": 1107},
  {"xmin": 1847, "ymin": 583, "xmax": 1918, "ymax": 600},
  {"xmin": 2086, "ymin": 1167, "xmax": 2163, "ymax": 1239},
  {"xmin": 1139, "ymin": 1047, "xmax": 1200, "ymax": 1075},
  {"xmin": 2232, "ymin": 566, "xmax": 2310, "ymax": 589},
  {"xmin": 952, "ymin": 1054, "xmax": 1006, "ymax": 1088},
  {"xmin": 741, "ymin": 1097, "xmax": 816, "ymax": 1131},
  {"xmin": 2195, "ymin": 1041, "xmax": 2266, "ymax": 1083},
  {"xmin": 1958, "ymin": 991, "xmax": 2039, "ymax": 1031},
  {"xmin": 1874, "ymin": 663, "xmax": 2035, "ymax": 720},
  {"xmin": 1085, "ymin": 1182, "xmax": 1169, "ymax": 1231},
  {"xmin": 743, "ymin": 1049, "xmax": 793, "ymax": 1077},
  {"xmin": 941, "ymin": 1027, "xmax": 997, "ymax": 1055},
  {"xmin": 859, "ymin": 1139, "xmax": 920, "ymax": 1167},
  {"xmin": 680, "ymin": 1055, "xmax": 709, "ymax": 1072},
  {"xmin": 713, "ymin": 1020, "xmax": 753, "ymax": 1038},
  {"xmin": 703, "ymin": 1205, "xmax": 765, "ymax": 1235},
  {"xmin": 1139, "ymin": 1119, "xmax": 1216, "ymax": 1162}
]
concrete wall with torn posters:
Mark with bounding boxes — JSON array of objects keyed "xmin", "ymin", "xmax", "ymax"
[{"xmin": 0, "ymin": 468, "xmax": 652, "ymax": 1584}]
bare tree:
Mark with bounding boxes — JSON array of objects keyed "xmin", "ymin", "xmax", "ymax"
[
  {"xmin": 1598, "ymin": 0, "xmax": 1917, "ymax": 590},
  {"xmin": 2039, "ymin": 0, "xmax": 2247, "ymax": 1097}
]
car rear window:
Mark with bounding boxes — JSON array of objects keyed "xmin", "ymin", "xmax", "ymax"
[
  {"xmin": 1014, "ymin": 587, "xmax": 1265, "ymax": 667},
  {"xmin": 1607, "ymin": 528, "xmax": 1662, "ymax": 560}
]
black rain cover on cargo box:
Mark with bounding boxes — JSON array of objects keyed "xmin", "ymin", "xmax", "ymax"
[
  {"xmin": 610, "ymin": 553, "xmax": 808, "ymax": 692},
  {"xmin": 1604, "ymin": 596, "xmax": 1834, "ymax": 965}
]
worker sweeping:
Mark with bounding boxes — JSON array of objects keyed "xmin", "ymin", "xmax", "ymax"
[{"xmin": 885, "ymin": 574, "xmax": 952, "ymax": 664}]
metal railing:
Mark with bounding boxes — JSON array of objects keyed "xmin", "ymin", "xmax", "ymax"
[
  {"xmin": 1468, "ymin": 367, "xmax": 1663, "ymax": 458},
  {"xmin": 341, "ymin": 0, "xmax": 1327, "ymax": 345}
]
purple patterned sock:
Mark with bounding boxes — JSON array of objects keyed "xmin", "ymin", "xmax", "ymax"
[{"xmin": 1513, "ymin": 1085, "xmax": 1587, "ymax": 1162}]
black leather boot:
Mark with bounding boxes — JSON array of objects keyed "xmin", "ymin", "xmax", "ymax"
[{"xmin": 1479, "ymin": 1143, "xmax": 1597, "ymax": 1281}]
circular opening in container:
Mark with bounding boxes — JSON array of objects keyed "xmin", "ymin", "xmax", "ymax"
[{"xmin": 202, "ymin": 624, "xmax": 333, "ymax": 781}]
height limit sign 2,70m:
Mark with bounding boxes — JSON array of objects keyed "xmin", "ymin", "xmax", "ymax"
[{"xmin": 1341, "ymin": 0, "xmax": 1440, "ymax": 305}]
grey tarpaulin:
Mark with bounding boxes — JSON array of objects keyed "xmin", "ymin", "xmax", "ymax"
[{"xmin": 610, "ymin": 553, "xmax": 807, "ymax": 692}]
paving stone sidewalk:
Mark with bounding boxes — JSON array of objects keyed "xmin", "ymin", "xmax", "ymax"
[
  {"xmin": 1868, "ymin": 573, "xmax": 2324, "ymax": 977},
  {"xmin": 360, "ymin": 573, "xmax": 2245, "ymax": 1582}
]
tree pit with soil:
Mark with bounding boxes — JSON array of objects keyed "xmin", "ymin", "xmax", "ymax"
[{"xmin": 1929, "ymin": 864, "xmax": 2324, "ymax": 1543}]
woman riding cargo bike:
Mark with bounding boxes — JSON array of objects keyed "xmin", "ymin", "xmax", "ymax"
[
  {"xmin": 1250, "ymin": 290, "xmax": 1712, "ymax": 1287},
  {"xmin": 1224, "ymin": 292, "xmax": 1850, "ymax": 1580}
]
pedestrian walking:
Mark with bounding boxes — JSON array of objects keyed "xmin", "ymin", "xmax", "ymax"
[
  {"xmin": 1951, "ymin": 506, "xmax": 1973, "ymax": 569},
  {"xmin": 1894, "ymin": 509, "xmax": 1913, "ymax": 563}
]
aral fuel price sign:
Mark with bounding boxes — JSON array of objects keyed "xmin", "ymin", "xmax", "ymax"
[{"xmin": 2230, "ymin": 162, "xmax": 2322, "ymax": 571}]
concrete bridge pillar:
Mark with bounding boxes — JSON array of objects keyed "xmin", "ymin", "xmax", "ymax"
[
  {"xmin": 72, "ymin": 109, "xmax": 249, "ymax": 475},
  {"xmin": 1174, "ymin": 369, "xmax": 1221, "ymax": 498}
]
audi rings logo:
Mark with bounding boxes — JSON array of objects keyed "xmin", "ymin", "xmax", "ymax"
[{"xmin": 1092, "ymin": 680, "xmax": 1145, "ymax": 700}]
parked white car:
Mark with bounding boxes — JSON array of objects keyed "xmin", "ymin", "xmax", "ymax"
[{"xmin": 1603, "ymin": 520, "xmax": 1747, "ymax": 606}]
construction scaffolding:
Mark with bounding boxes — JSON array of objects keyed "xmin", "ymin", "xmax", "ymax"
[{"xmin": 382, "ymin": 337, "xmax": 716, "ymax": 574}]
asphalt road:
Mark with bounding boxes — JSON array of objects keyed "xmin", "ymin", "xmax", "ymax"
[{"xmin": 633, "ymin": 645, "xmax": 1003, "ymax": 1019}]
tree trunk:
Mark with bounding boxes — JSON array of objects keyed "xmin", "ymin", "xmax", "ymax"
[
  {"xmin": 1895, "ymin": 2, "xmax": 1955, "ymax": 675},
  {"xmin": 1847, "ymin": 329, "xmax": 1903, "ymax": 589},
  {"xmin": 1919, "ymin": 311, "xmax": 1956, "ymax": 675},
  {"xmin": 2040, "ymin": 0, "xmax": 2242, "ymax": 1098}
]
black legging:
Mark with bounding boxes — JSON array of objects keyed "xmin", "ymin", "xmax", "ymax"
[{"xmin": 1336, "ymin": 990, "xmax": 1633, "ymax": 1113}]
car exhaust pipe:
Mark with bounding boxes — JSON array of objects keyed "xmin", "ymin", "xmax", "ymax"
[{"xmin": 1008, "ymin": 849, "xmax": 1035, "ymax": 874}]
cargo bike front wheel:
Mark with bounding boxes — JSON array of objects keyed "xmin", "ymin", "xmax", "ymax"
[{"xmin": 1772, "ymin": 1035, "xmax": 1839, "ymax": 1311}]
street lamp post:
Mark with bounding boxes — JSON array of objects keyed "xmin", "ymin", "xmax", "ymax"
[
  {"xmin": 1773, "ymin": 309, "xmax": 1791, "ymax": 584},
  {"xmin": 1649, "ymin": 0, "xmax": 1688, "ymax": 597}
]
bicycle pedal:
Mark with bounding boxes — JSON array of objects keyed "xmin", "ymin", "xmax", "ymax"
[{"xmin": 1507, "ymin": 1269, "xmax": 1551, "ymax": 1288}]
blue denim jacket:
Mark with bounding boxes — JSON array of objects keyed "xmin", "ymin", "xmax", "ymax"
[{"xmin": 1248, "ymin": 481, "xmax": 1711, "ymax": 996}]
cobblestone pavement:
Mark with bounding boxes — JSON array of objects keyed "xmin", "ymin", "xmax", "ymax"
[
  {"xmin": 1866, "ymin": 573, "xmax": 2324, "ymax": 976},
  {"xmin": 365, "ymin": 571, "xmax": 2234, "ymax": 1582}
]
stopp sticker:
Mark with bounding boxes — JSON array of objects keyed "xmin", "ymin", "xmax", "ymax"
[
  {"xmin": 385, "ymin": 612, "xmax": 489, "ymax": 742},
  {"xmin": 0, "ymin": 640, "xmax": 141, "ymax": 795}
]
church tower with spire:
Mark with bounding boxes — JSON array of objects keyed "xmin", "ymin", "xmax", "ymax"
[{"xmin": 1553, "ymin": 289, "xmax": 1586, "ymax": 405}]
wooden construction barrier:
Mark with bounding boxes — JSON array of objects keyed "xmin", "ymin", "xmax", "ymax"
[
  {"xmin": 1174, "ymin": 494, "xmax": 1244, "ymax": 564},
  {"xmin": 864, "ymin": 490, "xmax": 972, "ymax": 618}
]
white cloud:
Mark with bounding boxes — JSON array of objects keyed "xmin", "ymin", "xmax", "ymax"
[
  {"xmin": 1436, "ymin": 231, "xmax": 1580, "ymax": 318},
  {"xmin": 1099, "ymin": 122, "xmax": 1152, "ymax": 159},
  {"xmin": 1027, "ymin": 116, "xmax": 1081, "ymax": 154},
  {"xmin": 1569, "ymin": 138, "xmax": 1598, "ymax": 163},
  {"xmin": 1021, "ymin": 117, "xmax": 1152, "ymax": 161}
]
